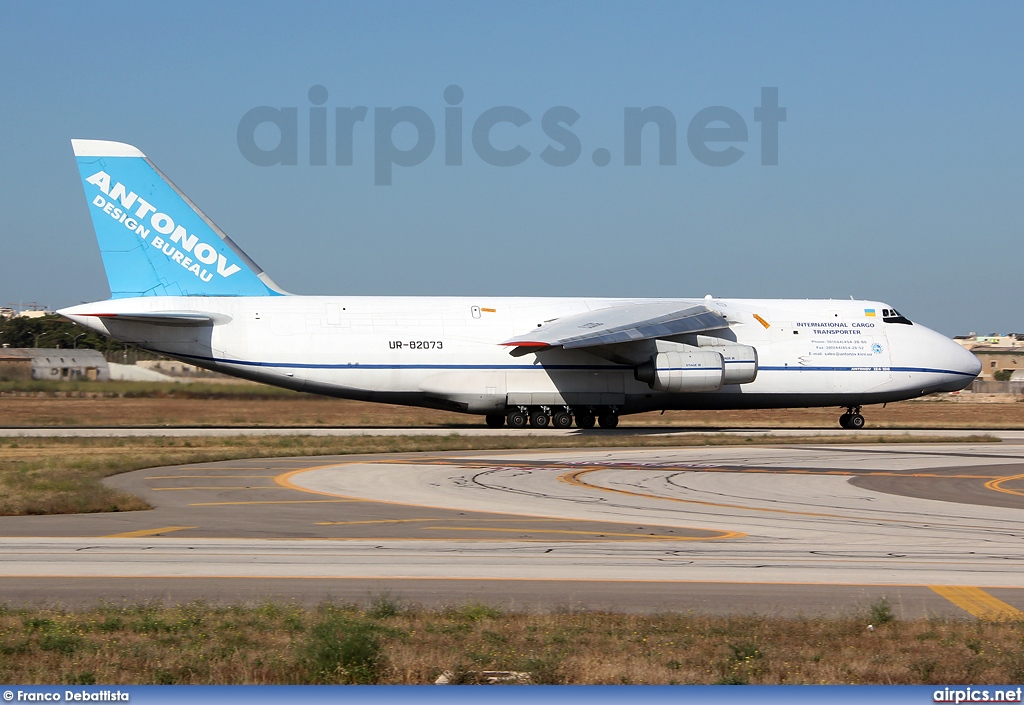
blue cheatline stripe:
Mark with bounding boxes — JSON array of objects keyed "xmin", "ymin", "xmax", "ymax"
[
  {"xmin": 169, "ymin": 352, "xmax": 973, "ymax": 377},
  {"xmin": 760, "ymin": 365, "xmax": 976, "ymax": 376},
  {"xmin": 173, "ymin": 352, "xmax": 615, "ymax": 371}
]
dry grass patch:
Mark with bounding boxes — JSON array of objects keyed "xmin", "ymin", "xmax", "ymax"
[
  {"xmin": 0, "ymin": 601, "xmax": 1022, "ymax": 684},
  {"xmin": 2, "ymin": 381, "xmax": 1023, "ymax": 429}
]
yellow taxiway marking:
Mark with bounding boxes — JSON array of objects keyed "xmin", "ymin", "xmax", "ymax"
[
  {"xmin": 560, "ymin": 467, "xmax": 845, "ymax": 519},
  {"xmin": 394, "ymin": 458, "xmax": 1008, "ymax": 480},
  {"xmin": 148, "ymin": 475, "xmax": 276, "ymax": 480},
  {"xmin": 103, "ymin": 526, "xmax": 197, "ymax": 539},
  {"xmin": 985, "ymin": 473, "xmax": 1024, "ymax": 498},
  {"xmin": 313, "ymin": 518, "xmax": 724, "ymax": 539},
  {"xmin": 929, "ymin": 586, "xmax": 1024, "ymax": 621},
  {"xmin": 275, "ymin": 465, "xmax": 357, "ymax": 493},
  {"xmin": 317, "ymin": 518, "xmax": 444, "ymax": 526},
  {"xmin": 276, "ymin": 464, "xmax": 743, "ymax": 541},
  {"xmin": 174, "ymin": 466, "xmax": 285, "ymax": 469},
  {"xmin": 316, "ymin": 518, "xmax": 616, "ymax": 526},
  {"xmin": 558, "ymin": 467, "xmax": 1016, "ymax": 529},
  {"xmin": 190, "ymin": 499, "xmax": 360, "ymax": 506},
  {"xmin": 278, "ymin": 460, "xmax": 1016, "ymax": 534},
  {"xmin": 425, "ymin": 526, "xmax": 728, "ymax": 540},
  {"xmin": 152, "ymin": 486, "xmax": 279, "ymax": 491}
]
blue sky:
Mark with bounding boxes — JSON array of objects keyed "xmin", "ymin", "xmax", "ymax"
[{"xmin": 1, "ymin": 1, "xmax": 1021, "ymax": 335}]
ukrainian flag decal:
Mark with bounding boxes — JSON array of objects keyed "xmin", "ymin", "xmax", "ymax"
[{"xmin": 864, "ymin": 309, "xmax": 876, "ymax": 317}]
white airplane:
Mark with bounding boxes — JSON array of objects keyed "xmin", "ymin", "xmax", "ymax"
[{"xmin": 60, "ymin": 139, "xmax": 981, "ymax": 430}]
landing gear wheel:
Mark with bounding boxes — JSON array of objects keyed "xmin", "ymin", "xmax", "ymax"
[
  {"xmin": 506, "ymin": 409, "xmax": 527, "ymax": 428},
  {"xmin": 485, "ymin": 414, "xmax": 505, "ymax": 428},
  {"xmin": 529, "ymin": 410, "xmax": 550, "ymax": 428},
  {"xmin": 839, "ymin": 407, "xmax": 864, "ymax": 430},
  {"xmin": 598, "ymin": 414, "xmax": 619, "ymax": 429},
  {"xmin": 575, "ymin": 414, "xmax": 596, "ymax": 429},
  {"xmin": 551, "ymin": 411, "xmax": 573, "ymax": 429}
]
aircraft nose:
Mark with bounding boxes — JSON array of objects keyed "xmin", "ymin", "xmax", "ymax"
[
  {"xmin": 953, "ymin": 339, "xmax": 982, "ymax": 378},
  {"xmin": 891, "ymin": 323, "xmax": 982, "ymax": 393},
  {"xmin": 927, "ymin": 332, "xmax": 982, "ymax": 392}
]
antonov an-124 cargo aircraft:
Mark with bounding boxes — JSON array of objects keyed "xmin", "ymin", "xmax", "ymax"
[{"xmin": 60, "ymin": 140, "xmax": 982, "ymax": 430}]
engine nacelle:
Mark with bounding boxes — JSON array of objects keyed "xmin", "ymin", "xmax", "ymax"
[
  {"xmin": 634, "ymin": 351, "xmax": 724, "ymax": 393},
  {"xmin": 694, "ymin": 341, "xmax": 758, "ymax": 385}
]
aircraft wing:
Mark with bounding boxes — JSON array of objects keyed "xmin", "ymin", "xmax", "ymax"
[
  {"xmin": 75, "ymin": 312, "xmax": 229, "ymax": 327},
  {"xmin": 501, "ymin": 301, "xmax": 728, "ymax": 352}
]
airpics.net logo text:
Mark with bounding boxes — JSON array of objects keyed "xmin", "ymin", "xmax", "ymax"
[
  {"xmin": 237, "ymin": 85, "xmax": 786, "ymax": 185},
  {"xmin": 84, "ymin": 171, "xmax": 241, "ymax": 282}
]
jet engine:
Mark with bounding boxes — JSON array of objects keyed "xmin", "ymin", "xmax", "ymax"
[
  {"xmin": 693, "ymin": 339, "xmax": 758, "ymax": 385},
  {"xmin": 634, "ymin": 350, "xmax": 725, "ymax": 393}
]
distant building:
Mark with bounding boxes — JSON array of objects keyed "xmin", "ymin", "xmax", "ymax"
[
  {"xmin": 137, "ymin": 359, "xmax": 203, "ymax": 376},
  {"xmin": 954, "ymin": 333, "xmax": 1024, "ymax": 350},
  {"xmin": 0, "ymin": 348, "xmax": 109, "ymax": 381},
  {"xmin": 953, "ymin": 334, "xmax": 1024, "ymax": 380},
  {"xmin": 973, "ymin": 348, "xmax": 1024, "ymax": 380},
  {"xmin": 17, "ymin": 310, "xmax": 51, "ymax": 319}
]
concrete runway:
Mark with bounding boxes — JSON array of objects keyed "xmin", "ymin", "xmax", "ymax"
[{"xmin": 1, "ymin": 436, "xmax": 1023, "ymax": 618}]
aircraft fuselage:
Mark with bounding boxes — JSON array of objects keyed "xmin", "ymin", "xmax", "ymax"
[{"xmin": 61, "ymin": 294, "xmax": 981, "ymax": 417}]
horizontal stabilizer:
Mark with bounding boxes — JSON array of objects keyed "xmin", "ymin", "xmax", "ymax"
[
  {"xmin": 78, "ymin": 311, "xmax": 229, "ymax": 327},
  {"xmin": 502, "ymin": 301, "xmax": 728, "ymax": 352}
]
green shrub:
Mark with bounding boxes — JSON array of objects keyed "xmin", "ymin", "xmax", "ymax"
[
  {"xmin": 367, "ymin": 594, "xmax": 402, "ymax": 620},
  {"xmin": 870, "ymin": 598, "xmax": 895, "ymax": 625},
  {"xmin": 304, "ymin": 614, "xmax": 383, "ymax": 684}
]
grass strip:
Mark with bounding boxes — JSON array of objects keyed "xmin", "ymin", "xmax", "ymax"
[
  {"xmin": 4, "ymin": 382, "xmax": 1024, "ymax": 430},
  {"xmin": 0, "ymin": 433, "xmax": 998, "ymax": 517},
  {"xmin": 0, "ymin": 599, "xmax": 1021, "ymax": 684},
  {"xmin": 0, "ymin": 379, "xmax": 304, "ymax": 399}
]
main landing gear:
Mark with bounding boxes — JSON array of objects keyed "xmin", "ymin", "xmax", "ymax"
[
  {"xmin": 493, "ymin": 406, "xmax": 617, "ymax": 430},
  {"xmin": 839, "ymin": 406, "xmax": 865, "ymax": 430}
]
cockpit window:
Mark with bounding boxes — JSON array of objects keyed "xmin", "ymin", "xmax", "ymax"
[{"xmin": 882, "ymin": 307, "xmax": 913, "ymax": 325}]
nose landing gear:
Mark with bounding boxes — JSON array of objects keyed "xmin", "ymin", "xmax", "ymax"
[{"xmin": 839, "ymin": 407, "xmax": 865, "ymax": 429}]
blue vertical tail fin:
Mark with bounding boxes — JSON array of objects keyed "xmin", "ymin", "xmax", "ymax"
[{"xmin": 73, "ymin": 139, "xmax": 287, "ymax": 298}]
